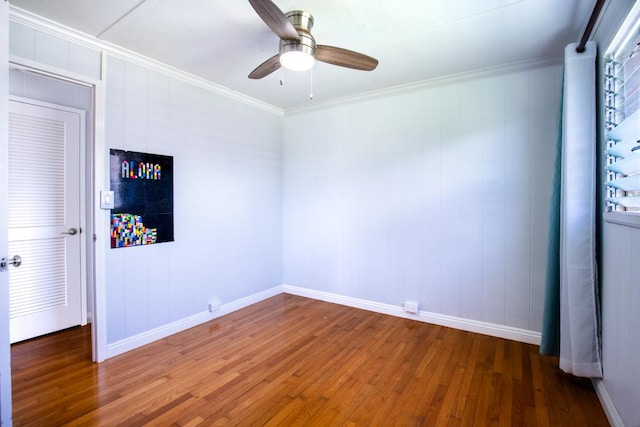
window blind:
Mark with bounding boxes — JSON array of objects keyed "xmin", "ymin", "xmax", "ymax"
[{"xmin": 605, "ymin": 31, "xmax": 640, "ymax": 212}]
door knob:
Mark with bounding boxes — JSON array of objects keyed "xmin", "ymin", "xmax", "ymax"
[
  {"xmin": 9, "ymin": 255, "xmax": 22, "ymax": 268},
  {"xmin": 60, "ymin": 227, "xmax": 78, "ymax": 236}
]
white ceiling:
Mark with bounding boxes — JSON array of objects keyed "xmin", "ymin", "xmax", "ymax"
[{"xmin": 9, "ymin": 0, "xmax": 595, "ymax": 111}]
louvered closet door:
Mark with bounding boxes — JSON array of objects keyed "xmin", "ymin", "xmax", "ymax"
[{"xmin": 8, "ymin": 99, "xmax": 82, "ymax": 344}]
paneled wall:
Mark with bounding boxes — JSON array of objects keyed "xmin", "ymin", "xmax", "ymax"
[
  {"xmin": 283, "ymin": 65, "xmax": 561, "ymax": 332},
  {"xmin": 601, "ymin": 221, "xmax": 640, "ymax": 426},
  {"xmin": 104, "ymin": 56, "xmax": 283, "ymax": 343},
  {"xmin": 9, "ymin": 21, "xmax": 101, "ymax": 80}
]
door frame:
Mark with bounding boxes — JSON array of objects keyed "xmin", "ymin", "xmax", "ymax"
[
  {"xmin": 1, "ymin": 2, "xmax": 11, "ymax": 423},
  {"xmin": 8, "ymin": 59, "xmax": 108, "ymax": 363}
]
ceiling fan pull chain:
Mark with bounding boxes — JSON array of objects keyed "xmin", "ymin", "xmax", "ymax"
[
  {"xmin": 310, "ymin": 68, "xmax": 314, "ymax": 99},
  {"xmin": 280, "ymin": 68, "xmax": 284, "ymax": 86}
]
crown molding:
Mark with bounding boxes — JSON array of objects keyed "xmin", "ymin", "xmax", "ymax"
[
  {"xmin": 9, "ymin": 6, "xmax": 284, "ymax": 116},
  {"xmin": 285, "ymin": 56, "xmax": 562, "ymax": 116}
]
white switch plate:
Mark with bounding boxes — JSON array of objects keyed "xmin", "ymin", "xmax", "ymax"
[{"xmin": 100, "ymin": 190, "xmax": 114, "ymax": 209}]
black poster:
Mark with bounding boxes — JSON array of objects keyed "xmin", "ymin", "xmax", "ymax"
[{"xmin": 109, "ymin": 149, "xmax": 174, "ymax": 248}]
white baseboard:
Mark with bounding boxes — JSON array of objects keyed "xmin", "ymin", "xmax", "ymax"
[
  {"xmin": 592, "ymin": 378, "xmax": 624, "ymax": 427},
  {"xmin": 106, "ymin": 283, "xmax": 542, "ymax": 359},
  {"xmin": 106, "ymin": 286, "xmax": 283, "ymax": 359},
  {"xmin": 282, "ymin": 284, "xmax": 541, "ymax": 345}
]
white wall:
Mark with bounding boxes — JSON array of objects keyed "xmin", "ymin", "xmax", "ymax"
[
  {"xmin": 104, "ymin": 56, "xmax": 283, "ymax": 343},
  {"xmin": 9, "ymin": 21, "xmax": 101, "ymax": 80},
  {"xmin": 601, "ymin": 221, "xmax": 640, "ymax": 426},
  {"xmin": 283, "ymin": 65, "xmax": 561, "ymax": 333}
]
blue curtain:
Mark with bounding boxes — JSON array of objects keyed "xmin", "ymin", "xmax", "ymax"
[
  {"xmin": 540, "ymin": 84, "xmax": 563, "ymax": 356},
  {"xmin": 540, "ymin": 41, "xmax": 602, "ymax": 378}
]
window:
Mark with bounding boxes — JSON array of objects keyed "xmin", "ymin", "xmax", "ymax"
[{"xmin": 604, "ymin": 5, "xmax": 640, "ymax": 213}]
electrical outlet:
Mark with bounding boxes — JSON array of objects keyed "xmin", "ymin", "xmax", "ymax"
[
  {"xmin": 208, "ymin": 299, "xmax": 221, "ymax": 312},
  {"xmin": 404, "ymin": 301, "xmax": 419, "ymax": 314}
]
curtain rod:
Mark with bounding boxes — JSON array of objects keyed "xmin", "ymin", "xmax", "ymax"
[{"xmin": 576, "ymin": 0, "xmax": 606, "ymax": 53}]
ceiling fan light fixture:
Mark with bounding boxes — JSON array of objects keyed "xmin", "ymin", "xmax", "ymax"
[
  {"xmin": 280, "ymin": 49, "xmax": 315, "ymax": 71},
  {"xmin": 279, "ymin": 32, "xmax": 316, "ymax": 71}
]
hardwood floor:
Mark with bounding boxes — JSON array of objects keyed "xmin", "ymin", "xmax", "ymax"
[{"xmin": 12, "ymin": 294, "xmax": 609, "ymax": 426}]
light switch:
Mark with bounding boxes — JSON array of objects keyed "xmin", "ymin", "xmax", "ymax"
[{"xmin": 100, "ymin": 190, "xmax": 114, "ymax": 209}]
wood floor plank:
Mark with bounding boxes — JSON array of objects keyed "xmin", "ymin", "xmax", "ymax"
[{"xmin": 11, "ymin": 294, "xmax": 609, "ymax": 426}]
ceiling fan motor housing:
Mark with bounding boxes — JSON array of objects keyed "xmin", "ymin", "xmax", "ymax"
[{"xmin": 279, "ymin": 10, "xmax": 316, "ymax": 59}]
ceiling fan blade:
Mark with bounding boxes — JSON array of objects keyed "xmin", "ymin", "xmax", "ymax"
[
  {"xmin": 248, "ymin": 0, "xmax": 300, "ymax": 41},
  {"xmin": 248, "ymin": 54, "xmax": 281, "ymax": 79},
  {"xmin": 316, "ymin": 45, "xmax": 379, "ymax": 71}
]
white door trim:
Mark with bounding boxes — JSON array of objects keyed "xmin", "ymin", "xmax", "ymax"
[
  {"xmin": 1, "ymin": 2, "xmax": 12, "ymax": 423},
  {"xmin": 93, "ymin": 52, "xmax": 108, "ymax": 363},
  {"xmin": 8, "ymin": 59, "xmax": 108, "ymax": 363}
]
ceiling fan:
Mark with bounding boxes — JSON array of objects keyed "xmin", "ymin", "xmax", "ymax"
[{"xmin": 247, "ymin": 0, "xmax": 379, "ymax": 79}]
